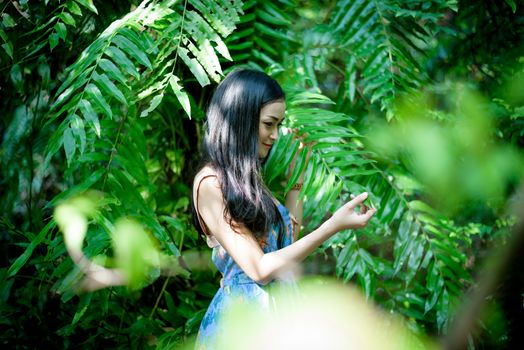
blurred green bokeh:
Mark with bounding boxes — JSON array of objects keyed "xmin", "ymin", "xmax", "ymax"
[
  {"xmin": 54, "ymin": 193, "xmax": 169, "ymax": 290},
  {"xmin": 217, "ymin": 277, "xmax": 439, "ymax": 350},
  {"xmin": 368, "ymin": 81, "xmax": 524, "ymax": 213}
]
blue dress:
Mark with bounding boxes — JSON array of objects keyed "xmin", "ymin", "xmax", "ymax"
[{"xmin": 195, "ymin": 203, "xmax": 295, "ymax": 349}]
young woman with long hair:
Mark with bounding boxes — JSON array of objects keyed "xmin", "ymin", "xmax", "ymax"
[{"xmin": 191, "ymin": 68, "xmax": 376, "ymax": 348}]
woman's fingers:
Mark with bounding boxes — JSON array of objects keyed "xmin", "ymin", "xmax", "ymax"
[
  {"xmin": 349, "ymin": 193, "xmax": 373, "ymax": 213},
  {"xmin": 331, "ymin": 192, "xmax": 376, "ymax": 230},
  {"xmin": 362, "ymin": 207, "xmax": 377, "ymax": 222},
  {"xmin": 347, "ymin": 192, "xmax": 368, "ymax": 209}
]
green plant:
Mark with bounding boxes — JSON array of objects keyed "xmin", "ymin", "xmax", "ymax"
[{"xmin": 1, "ymin": 0, "xmax": 523, "ymax": 348}]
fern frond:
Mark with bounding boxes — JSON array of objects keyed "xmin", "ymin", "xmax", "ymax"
[
  {"xmin": 39, "ymin": 0, "xmax": 246, "ymax": 295},
  {"xmin": 328, "ymin": 0, "xmax": 455, "ymax": 116},
  {"xmin": 47, "ymin": 0, "xmax": 244, "ymax": 161},
  {"xmin": 265, "ymin": 88, "xmax": 471, "ymax": 331},
  {"xmin": 225, "ymin": 0, "xmax": 295, "ymax": 71},
  {"xmin": 136, "ymin": 0, "xmax": 243, "ymax": 115}
]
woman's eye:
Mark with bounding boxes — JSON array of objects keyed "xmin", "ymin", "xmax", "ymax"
[{"xmin": 264, "ymin": 122, "xmax": 272, "ymax": 127}]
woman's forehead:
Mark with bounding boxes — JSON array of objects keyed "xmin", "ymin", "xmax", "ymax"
[{"xmin": 261, "ymin": 101, "xmax": 286, "ymax": 118}]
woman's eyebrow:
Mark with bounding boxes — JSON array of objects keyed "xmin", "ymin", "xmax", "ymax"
[{"xmin": 266, "ymin": 115, "xmax": 285, "ymax": 121}]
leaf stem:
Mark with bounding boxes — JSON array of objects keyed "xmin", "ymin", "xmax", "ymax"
[{"xmin": 149, "ymin": 276, "xmax": 170, "ymax": 319}]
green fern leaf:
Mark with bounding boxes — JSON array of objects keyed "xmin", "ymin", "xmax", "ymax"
[
  {"xmin": 75, "ymin": 0, "xmax": 98, "ymax": 14},
  {"xmin": 140, "ymin": 94, "xmax": 165, "ymax": 118},
  {"xmin": 7, "ymin": 221, "xmax": 56, "ymax": 278},
  {"xmin": 105, "ymin": 46, "xmax": 140, "ymax": 79},
  {"xmin": 328, "ymin": 0, "xmax": 451, "ymax": 113},
  {"xmin": 112, "ymin": 34, "xmax": 152, "ymax": 70},
  {"xmin": 86, "ymin": 84, "xmax": 113, "ymax": 119},
  {"xmin": 70, "ymin": 114, "xmax": 86, "ymax": 154},
  {"xmin": 177, "ymin": 47, "xmax": 211, "ymax": 86},
  {"xmin": 92, "ymin": 72, "xmax": 128, "ymax": 106},
  {"xmin": 79, "ymin": 99, "xmax": 100, "ymax": 136},
  {"xmin": 168, "ymin": 75, "xmax": 191, "ymax": 118},
  {"xmin": 63, "ymin": 127, "xmax": 76, "ymax": 164},
  {"xmin": 98, "ymin": 59, "xmax": 129, "ymax": 86}
]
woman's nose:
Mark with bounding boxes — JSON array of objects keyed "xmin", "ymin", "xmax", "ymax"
[{"xmin": 270, "ymin": 128, "xmax": 278, "ymax": 140}]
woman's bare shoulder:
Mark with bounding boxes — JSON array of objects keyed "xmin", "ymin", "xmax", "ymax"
[
  {"xmin": 193, "ymin": 165, "xmax": 221, "ymax": 199},
  {"xmin": 194, "ymin": 165, "xmax": 219, "ymax": 184}
]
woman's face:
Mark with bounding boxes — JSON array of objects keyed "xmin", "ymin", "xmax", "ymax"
[{"xmin": 258, "ymin": 100, "xmax": 286, "ymax": 158}]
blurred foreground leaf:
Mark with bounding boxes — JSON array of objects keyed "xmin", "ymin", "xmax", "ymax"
[{"xmin": 368, "ymin": 84, "xmax": 524, "ymax": 212}]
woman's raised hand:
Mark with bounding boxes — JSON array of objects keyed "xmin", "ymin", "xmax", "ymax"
[{"xmin": 329, "ymin": 192, "xmax": 376, "ymax": 232}]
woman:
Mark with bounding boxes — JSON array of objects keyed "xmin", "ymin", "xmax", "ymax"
[{"xmin": 191, "ymin": 69, "xmax": 376, "ymax": 348}]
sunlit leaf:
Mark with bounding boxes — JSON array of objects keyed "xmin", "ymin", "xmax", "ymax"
[
  {"xmin": 78, "ymin": 99, "xmax": 100, "ymax": 136},
  {"xmin": 92, "ymin": 72, "xmax": 127, "ymax": 106},
  {"xmin": 86, "ymin": 83, "xmax": 113, "ymax": 119},
  {"xmin": 168, "ymin": 75, "xmax": 191, "ymax": 118},
  {"xmin": 112, "ymin": 34, "xmax": 152, "ymax": 69},
  {"xmin": 140, "ymin": 93, "xmax": 164, "ymax": 118},
  {"xmin": 59, "ymin": 12, "xmax": 76, "ymax": 27},
  {"xmin": 75, "ymin": 0, "xmax": 98, "ymax": 14}
]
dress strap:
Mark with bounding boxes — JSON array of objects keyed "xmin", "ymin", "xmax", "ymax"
[{"xmin": 195, "ymin": 174, "xmax": 220, "ymax": 248}]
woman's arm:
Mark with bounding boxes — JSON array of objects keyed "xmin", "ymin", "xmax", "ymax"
[
  {"xmin": 285, "ymin": 187, "xmax": 302, "ymax": 242},
  {"xmin": 197, "ymin": 176, "xmax": 375, "ymax": 285},
  {"xmin": 285, "ymin": 137, "xmax": 312, "ymax": 240}
]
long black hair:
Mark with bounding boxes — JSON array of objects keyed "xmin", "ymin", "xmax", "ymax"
[{"xmin": 192, "ymin": 68, "xmax": 286, "ymax": 244}]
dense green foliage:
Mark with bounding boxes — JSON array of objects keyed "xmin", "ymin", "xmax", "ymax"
[{"xmin": 1, "ymin": 0, "xmax": 523, "ymax": 348}]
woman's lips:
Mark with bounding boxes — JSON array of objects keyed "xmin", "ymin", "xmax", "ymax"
[{"xmin": 263, "ymin": 143, "xmax": 272, "ymax": 148}]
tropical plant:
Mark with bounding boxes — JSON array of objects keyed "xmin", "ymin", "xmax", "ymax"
[
  {"xmin": 2, "ymin": 0, "xmax": 244, "ymax": 347},
  {"xmin": 1, "ymin": 0, "xmax": 522, "ymax": 348}
]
